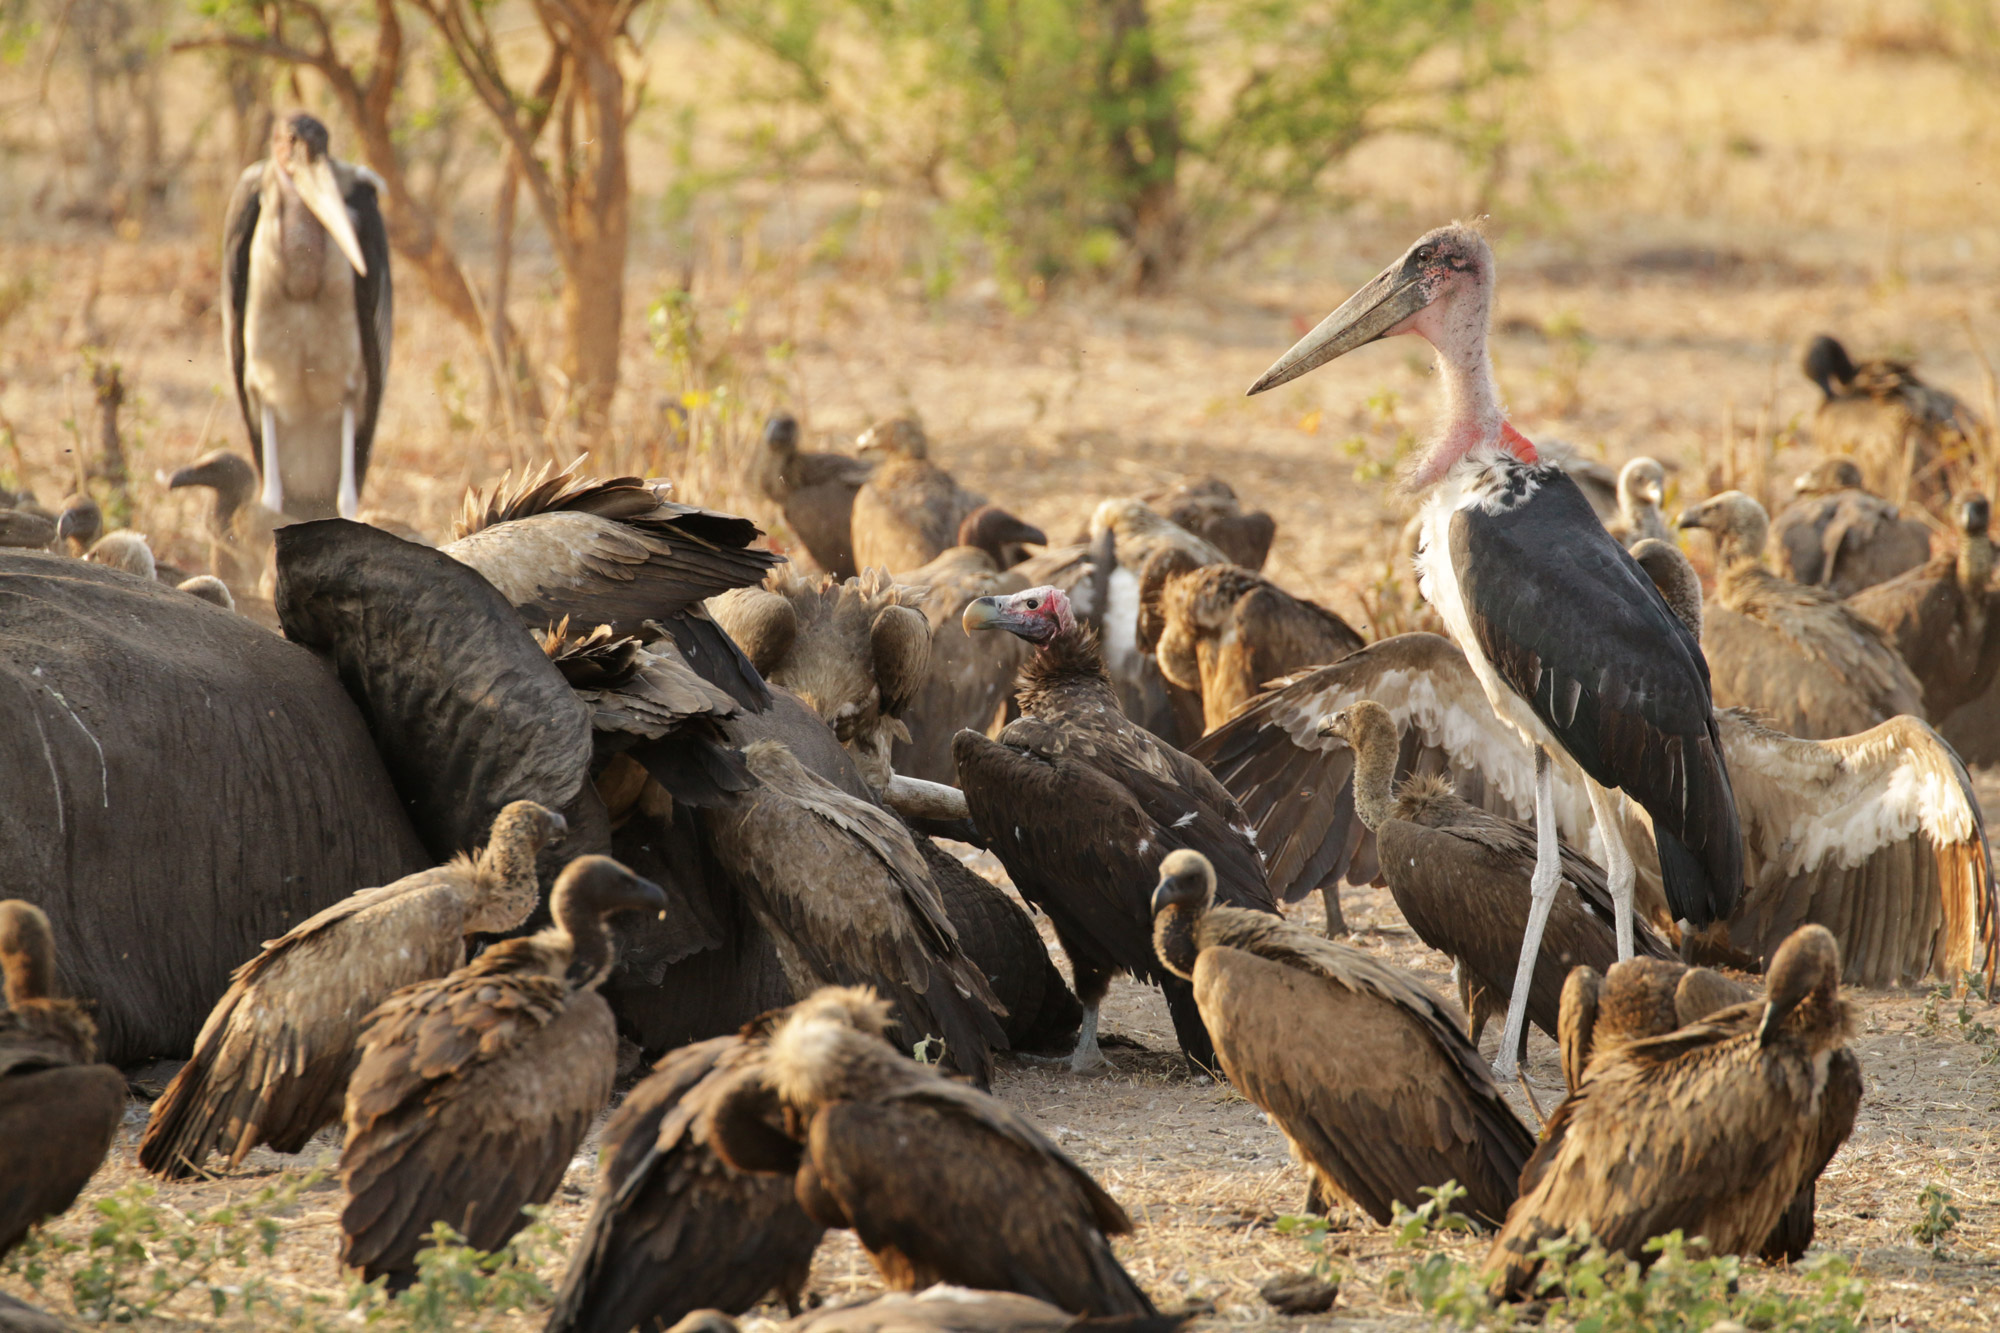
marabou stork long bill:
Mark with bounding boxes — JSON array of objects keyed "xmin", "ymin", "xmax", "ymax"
[
  {"xmin": 1246, "ymin": 224, "xmax": 1743, "ymax": 1080},
  {"xmin": 224, "ymin": 113, "xmax": 391, "ymax": 521}
]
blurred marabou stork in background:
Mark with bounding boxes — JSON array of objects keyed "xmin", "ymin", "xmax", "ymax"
[
  {"xmin": 1246, "ymin": 223, "xmax": 1742, "ymax": 1081},
  {"xmin": 223, "ymin": 113, "xmax": 392, "ymax": 521}
]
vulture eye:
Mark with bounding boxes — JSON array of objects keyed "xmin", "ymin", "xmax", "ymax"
[{"xmin": 1025, "ymin": 598, "xmax": 1041, "ymax": 610}]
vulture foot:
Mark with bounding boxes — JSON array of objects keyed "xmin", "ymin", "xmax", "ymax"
[
  {"xmin": 1067, "ymin": 1004, "xmax": 1117, "ymax": 1073},
  {"xmin": 1319, "ymin": 883, "xmax": 1349, "ymax": 938}
]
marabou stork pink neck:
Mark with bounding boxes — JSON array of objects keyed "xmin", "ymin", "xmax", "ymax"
[{"xmin": 1400, "ymin": 272, "xmax": 1536, "ymax": 490}]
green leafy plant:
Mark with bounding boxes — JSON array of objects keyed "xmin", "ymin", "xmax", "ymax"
[
  {"xmin": 1272, "ymin": 1213, "xmax": 1342, "ymax": 1280},
  {"xmin": 351, "ymin": 1214, "xmax": 562, "ymax": 1331},
  {"xmin": 1912, "ymin": 1183, "xmax": 1960, "ymax": 1254}
]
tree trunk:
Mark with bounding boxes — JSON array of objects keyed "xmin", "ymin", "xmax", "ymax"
[
  {"xmin": 1096, "ymin": 0, "xmax": 1184, "ymax": 292},
  {"xmin": 552, "ymin": 10, "xmax": 630, "ymax": 427}
]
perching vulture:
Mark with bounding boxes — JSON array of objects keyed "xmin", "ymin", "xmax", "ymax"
[
  {"xmin": 0, "ymin": 902, "xmax": 125, "ymax": 1262},
  {"xmin": 849, "ymin": 418, "xmax": 989, "ymax": 573},
  {"xmin": 1085, "ymin": 498, "xmax": 1226, "ymax": 745},
  {"xmin": 1487, "ymin": 925, "xmax": 1860, "ymax": 1299},
  {"xmin": 889, "ymin": 543, "xmax": 1034, "ymax": 783},
  {"xmin": 756, "ymin": 412, "xmax": 873, "ymax": 579},
  {"xmin": 1804, "ymin": 334, "xmax": 1988, "ymax": 516},
  {"xmin": 1602, "ymin": 457, "xmax": 1669, "ymax": 550},
  {"xmin": 711, "ymin": 987, "xmax": 1157, "ymax": 1317},
  {"xmin": 1846, "ymin": 492, "xmax": 1993, "ymax": 717},
  {"xmin": 546, "ymin": 1007, "xmax": 842, "ymax": 1333},
  {"xmin": 140, "ymin": 800, "xmax": 567, "ymax": 1179},
  {"xmin": 1772, "ymin": 457, "xmax": 1931, "ymax": 596},
  {"xmin": 338, "ymin": 856, "xmax": 667, "ymax": 1288},
  {"xmin": 1149, "ymin": 853, "xmax": 1534, "ymax": 1227},
  {"xmin": 443, "ymin": 458, "xmax": 782, "ymax": 708},
  {"xmin": 1317, "ymin": 700, "xmax": 1674, "ymax": 1058},
  {"xmin": 1678, "ymin": 490, "xmax": 1925, "ymax": 738},
  {"xmin": 1141, "ymin": 475, "xmax": 1276, "ymax": 572},
  {"xmin": 702, "ymin": 739, "xmax": 1008, "ymax": 1086},
  {"xmin": 915, "ymin": 835, "xmax": 1082, "ymax": 1054},
  {"xmin": 954, "ymin": 585, "xmax": 1278, "ymax": 1071},
  {"xmin": 166, "ymin": 448, "xmax": 282, "ymax": 602}
]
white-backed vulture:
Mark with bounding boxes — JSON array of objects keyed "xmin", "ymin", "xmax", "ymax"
[
  {"xmin": 1846, "ymin": 492, "xmax": 1993, "ymax": 717},
  {"xmin": 1772, "ymin": 457, "xmax": 1931, "ymax": 595},
  {"xmin": 177, "ymin": 574, "xmax": 237, "ymax": 610},
  {"xmin": 1602, "ymin": 457, "xmax": 1669, "ymax": 550},
  {"xmin": 710, "ymin": 568, "xmax": 931, "ymax": 790},
  {"xmin": 546, "ymin": 1004, "xmax": 850, "ymax": 1333},
  {"xmin": 86, "ymin": 530, "xmax": 156, "ymax": 578},
  {"xmin": 1678, "ymin": 490, "xmax": 1925, "ymax": 738},
  {"xmin": 1088, "ymin": 498, "xmax": 1227, "ymax": 745},
  {"xmin": 0, "ymin": 902, "xmax": 125, "ymax": 1262},
  {"xmin": 1804, "ymin": 334, "xmax": 1988, "ymax": 514},
  {"xmin": 1142, "ymin": 475, "xmax": 1276, "ymax": 571},
  {"xmin": 849, "ymin": 418, "xmax": 989, "ymax": 573},
  {"xmin": 1318, "ymin": 701, "xmax": 1674, "ymax": 1055},
  {"xmin": 1137, "ymin": 550, "xmax": 1364, "ymax": 732},
  {"xmin": 338, "ymin": 856, "xmax": 668, "ymax": 1288},
  {"xmin": 166, "ymin": 447, "xmax": 283, "ymax": 598},
  {"xmin": 757, "ymin": 412, "xmax": 873, "ymax": 579},
  {"xmin": 711, "ymin": 987, "xmax": 1157, "ymax": 1317},
  {"xmin": 955, "ymin": 503, "xmax": 1047, "ymax": 569},
  {"xmin": 138, "ymin": 800, "xmax": 568, "ymax": 1180},
  {"xmin": 444, "ymin": 458, "xmax": 783, "ymax": 708},
  {"xmin": 1150, "ymin": 853, "xmax": 1535, "ymax": 1227},
  {"xmin": 702, "ymin": 739, "xmax": 1008, "ymax": 1086},
  {"xmin": 55, "ymin": 495, "xmax": 101, "ymax": 556},
  {"xmin": 1487, "ymin": 925, "xmax": 1860, "ymax": 1300},
  {"xmin": 954, "ymin": 586, "xmax": 1278, "ymax": 1071}
]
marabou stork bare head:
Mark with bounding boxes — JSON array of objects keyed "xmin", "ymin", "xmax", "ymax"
[{"xmin": 268, "ymin": 112, "xmax": 368, "ymax": 278}]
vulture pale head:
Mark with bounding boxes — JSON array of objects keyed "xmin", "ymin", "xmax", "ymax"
[
  {"xmin": 1756, "ymin": 923, "xmax": 1846, "ymax": 1049},
  {"xmin": 765, "ymin": 984, "xmax": 903, "ymax": 1114},
  {"xmin": 962, "ymin": 585, "xmax": 1075, "ymax": 646},
  {"xmin": 0, "ymin": 899, "xmax": 57, "ymax": 1008},
  {"xmin": 1792, "ymin": 456, "xmax": 1865, "ymax": 496},
  {"xmin": 1677, "ymin": 490, "xmax": 1770, "ymax": 566},
  {"xmin": 86, "ymin": 531, "xmax": 157, "ymax": 580},
  {"xmin": 269, "ymin": 111, "xmax": 368, "ymax": 278},
  {"xmin": 167, "ymin": 448, "xmax": 261, "ymax": 526},
  {"xmin": 56, "ymin": 495, "xmax": 102, "ymax": 555},
  {"xmin": 857, "ymin": 417, "xmax": 929, "ymax": 462},
  {"xmin": 489, "ymin": 798, "xmax": 569, "ymax": 853},
  {"xmin": 1150, "ymin": 850, "xmax": 1217, "ymax": 981},
  {"xmin": 176, "ymin": 575, "xmax": 235, "ymax": 611},
  {"xmin": 1617, "ymin": 457, "xmax": 1666, "ymax": 516}
]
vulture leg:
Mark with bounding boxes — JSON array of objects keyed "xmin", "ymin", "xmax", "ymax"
[
  {"xmin": 337, "ymin": 403, "xmax": 359, "ymax": 520},
  {"xmin": 1319, "ymin": 882, "xmax": 1348, "ymax": 939},
  {"xmin": 1492, "ymin": 746, "xmax": 1558, "ymax": 1083},
  {"xmin": 260, "ymin": 403, "xmax": 283, "ymax": 514},
  {"xmin": 1069, "ymin": 961, "xmax": 1113, "ymax": 1073},
  {"xmin": 1585, "ymin": 779, "xmax": 1637, "ymax": 961}
]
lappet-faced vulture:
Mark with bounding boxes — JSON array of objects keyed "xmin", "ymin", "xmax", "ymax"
[
  {"xmin": 1316, "ymin": 701, "xmax": 1674, "ymax": 1060},
  {"xmin": 710, "ymin": 568, "xmax": 931, "ymax": 791},
  {"xmin": 1772, "ymin": 457, "xmax": 1931, "ymax": 596},
  {"xmin": 1678, "ymin": 490, "xmax": 1925, "ymax": 738},
  {"xmin": 546, "ymin": 1001, "xmax": 856, "ymax": 1333},
  {"xmin": 955, "ymin": 586, "xmax": 1278, "ymax": 1071},
  {"xmin": 137, "ymin": 800, "xmax": 568, "ymax": 1180},
  {"xmin": 338, "ymin": 855, "xmax": 668, "ymax": 1288},
  {"xmin": 1150, "ymin": 853, "xmax": 1534, "ymax": 1226},
  {"xmin": 0, "ymin": 901, "xmax": 125, "ymax": 1262},
  {"xmin": 1846, "ymin": 492, "xmax": 1993, "ymax": 717},
  {"xmin": 711, "ymin": 987, "xmax": 1157, "ymax": 1317},
  {"xmin": 1804, "ymin": 334, "xmax": 1988, "ymax": 515},
  {"xmin": 756, "ymin": 412, "xmax": 873, "ymax": 579},
  {"xmin": 849, "ymin": 418, "xmax": 990, "ymax": 574},
  {"xmin": 1487, "ymin": 925, "xmax": 1860, "ymax": 1299},
  {"xmin": 1602, "ymin": 457, "xmax": 1670, "ymax": 550},
  {"xmin": 1137, "ymin": 550, "xmax": 1364, "ymax": 733},
  {"xmin": 444, "ymin": 458, "xmax": 782, "ymax": 708},
  {"xmin": 223, "ymin": 112, "xmax": 391, "ymax": 521}
]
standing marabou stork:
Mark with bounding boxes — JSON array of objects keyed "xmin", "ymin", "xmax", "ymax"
[
  {"xmin": 223, "ymin": 112, "xmax": 391, "ymax": 521},
  {"xmin": 1246, "ymin": 224, "xmax": 1742, "ymax": 1081}
]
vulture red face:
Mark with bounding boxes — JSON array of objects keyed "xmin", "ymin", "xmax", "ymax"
[{"xmin": 961, "ymin": 585, "xmax": 1075, "ymax": 645}]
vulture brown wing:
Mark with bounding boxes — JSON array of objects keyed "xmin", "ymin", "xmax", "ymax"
[
  {"xmin": 1192, "ymin": 939, "xmax": 1532, "ymax": 1228},
  {"xmin": 806, "ymin": 1094, "xmax": 1154, "ymax": 1317},
  {"xmin": 0, "ymin": 1062, "xmax": 125, "ymax": 1258},
  {"xmin": 1082, "ymin": 733, "xmax": 1273, "ymax": 912},
  {"xmin": 1720, "ymin": 711, "xmax": 1997, "ymax": 986},
  {"xmin": 1760, "ymin": 1046, "xmax": 1862, "ymax": 1263},
  {"xmin": 139, "ymin": 871, "xmax": 471, "ymax": 1178},
  {"xmin": 339, "ymin": 959, "xmax": 607, "ymax": 1280},
  {"xmin": 547, "ymin": 1037, "xmax": 822, "ymax": 1333}
]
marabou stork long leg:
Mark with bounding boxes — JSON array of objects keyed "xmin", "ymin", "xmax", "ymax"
[
  {"xmin": 338, "ymin": 403, "xmax": 359, "ymax": 520},
  {"xmin": 259, "ymin": 404, "xmax": 284, "ymax": 515},
  {"xmin": 1492, "ymin": 745, "xmax": 1559, "ymax": 1083},
  {"xmin": 1585, "ymin": 779, "xmax": 1637, "ymax": 961}
]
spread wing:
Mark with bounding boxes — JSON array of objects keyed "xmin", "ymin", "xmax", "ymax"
[{"xmin": 1719, "ymin": 710, "xmax": 1997, "ymax": 986}]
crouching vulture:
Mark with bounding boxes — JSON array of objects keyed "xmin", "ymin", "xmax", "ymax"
[
  {"xmin": 1772, "ymin": 458, "xmax": 1930, "ymax": 595},
  {"xmin": 546, "ymin": 999, "xmax": 856, "ymax": 1333},
  {"xmin": 1804, "ymin": 334, "xmax": 1987, "ymax": 514},
  {"xmin": 711, "ymin": 986, "xmax": 1157, "ymax": 1317},
  {"xmin": 139, "ymin": 799, "xmax": 568, "ymax": 1179},
  {"xmin": 1142, "ymin": 475, "xmax": 1275, "ymax": 572},
  {"xmin": 1487, "ymin": 925, "xmax": 1860, "ymax": 1300},
  {"xmin": 756, "ymin": 412, "xmax": 872, "ymax": 579},
  {"xmin": 0, "ymin": 901, "xmax": 125, "ymax": 1261},
  {"xmin": 849, "ymin": 418, "xmax": 991, "ymax": 573},
  {"xmin": 1846, "ymin": 492, "xmax": 1993, "ymax": 718},
  {"xmin": 1316, "ymin": 702, "xmax": 1674, "ymax": 1061},
  {"xmin": 1150, "ymin": 853, "xmax": 1535, "ymax": 1227},
  {"xmin": 339, "ymin": 855, "xmax": 667, "ymax": 1288},
  {"xmin": 954, "ymin": 585, "xmax": 1278, "ymax": 1072}
]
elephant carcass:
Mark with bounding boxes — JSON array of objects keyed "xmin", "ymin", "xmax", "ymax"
[{"xmin": 0, "ymin": 553, "xmax": 428, "ymax": 1063}]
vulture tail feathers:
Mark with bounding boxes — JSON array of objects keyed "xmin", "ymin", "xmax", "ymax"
[{"xmin": 655, "ymin": 611, "xmax": 772, "ymax": 713}]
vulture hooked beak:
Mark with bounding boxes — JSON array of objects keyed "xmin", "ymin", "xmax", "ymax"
[
  {"xmin": 1247, "ymin": 246, "xmax": 1434, "ymax": 396},
  {"xmin": 961, "ymin": 586, "xmax": 1072, "ymax": 643},
  {"xmin": 1150, "ymin": 849, "xmax": 1217, "ymax": 916},
  {"xmin": 287, "ymin": 151, "xmax": 369, "ymax": 278}
]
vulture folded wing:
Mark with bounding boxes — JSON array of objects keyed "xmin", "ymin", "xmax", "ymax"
[
  {"xmin": 1720, "ymin": 711, "xmax": 1997, "ymax": 986},
  {"xmin": 0, "ymin": 1063, "xmax": 126, "ymax": 1257},
  {"xmin": 806, "ymin": 1093, "xmax": 1153, "ymax": 1317}
]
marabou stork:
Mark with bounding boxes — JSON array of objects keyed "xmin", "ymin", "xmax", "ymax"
[
  {"xmin": 1245, "ymin": 224, "xmax": 1742, "ymax": 1080},
  {"xmin": 223, "ymin": 113, "xmax": 391, "ymax": 521}
]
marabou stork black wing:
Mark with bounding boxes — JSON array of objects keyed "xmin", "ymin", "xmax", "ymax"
[
  {"xmin": 221, "ymin": 164, "xmax": 263, "ymax": 455},
  {"xmin": 1450, "ymin": 471, "xmax": 1741, "ymax": 925},
  {"xmin": 346, "ymin": 169, "xmax": 392, "ymax": 494}
]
